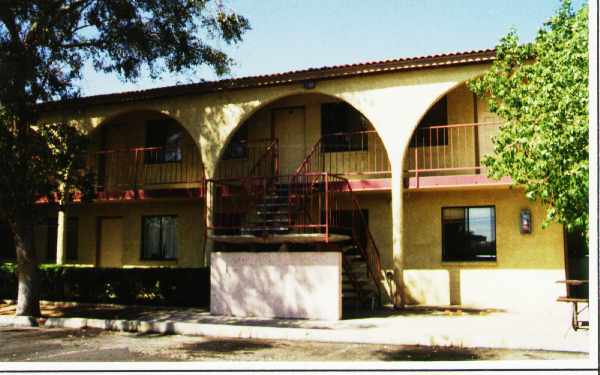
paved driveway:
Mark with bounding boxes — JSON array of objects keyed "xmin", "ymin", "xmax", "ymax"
[{"xmin": 0, "ymin": 327, "xmax": 588, "ymax": 362}]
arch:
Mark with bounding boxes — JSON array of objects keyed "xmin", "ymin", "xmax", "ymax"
[
  {"xmin": 210, "ymin": 91, "xmax": 393, "ymax": 180},
  {"xmin": 88, "ymin": 108, "xmax": 205, "ymax": 193}
]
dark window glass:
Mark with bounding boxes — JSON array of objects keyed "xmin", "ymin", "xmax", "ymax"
[
  {"xmin": 411, "ymin": 96, "xmax": 448, "ymax": 147},
  {"xmin": 321, "ymin": 102, "xmax": 369, "ymax": 152},
  {"xmin": 0, "ymin": 221, "xmax": 15, "ymax": 260},
  {"xmin": 145, "ymin": 120, "xmax": 183, "ymax": 164},
  {"xmin": 222, "ymin": 123, "xmax": 249, "ymax": 160},
  {"xmin": 46, "ymin": 218, "xmax": 79, "ymax": 262},
  {"xmin": 442, "ymin": 206, "xmax": 496, "ymax": 262},
  {"xmin": 141, "ymin": 216, "xmax": 178, "ymax": 260}
]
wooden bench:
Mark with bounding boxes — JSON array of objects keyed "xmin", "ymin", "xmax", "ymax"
[{"xmin": 556, "ymin": 280, "xmax": 589, "ymax": 331}]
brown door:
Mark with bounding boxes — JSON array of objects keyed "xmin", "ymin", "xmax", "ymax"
[
  {"xmin": 272, "ymin": 107, "xmax": 306, "ymax": 175},
  {"xmin": 97, "ymin": 217, "xmax": 124, "ymax": 267}
]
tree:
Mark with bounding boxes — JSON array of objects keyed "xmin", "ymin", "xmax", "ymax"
[
  {"xmin": 0, "ymin": 0, "xmax": 250, "ymax": 316},
  {"xmin": 469, "ymin": 0, "xmax": 588, "ymax": 233}
]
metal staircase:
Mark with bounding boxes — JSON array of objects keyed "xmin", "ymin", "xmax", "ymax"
[{"xmin": 209, "ymin": 132, "xmax": 388, "ymax": 309}]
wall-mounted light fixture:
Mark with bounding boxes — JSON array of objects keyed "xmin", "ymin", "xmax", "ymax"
[
  {"xmin": 303, "ymin": 80, "xmax": 316, "ymax": 90},
  {"xmin": 520, "ymin": 209, "xmax": 532, "ymax": 234}
]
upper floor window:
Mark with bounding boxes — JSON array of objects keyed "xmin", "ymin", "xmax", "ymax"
[
  {"xmin": 145, "ymin": 120, "xmax": 183, "ymax": 164},
  {"xmin": 412, "ymin": 96, "xmax": 448, "ymax": 147},
  {"xmin": 222, "ymin": 122, "xmax": 249, "ymax": 160},
  {"xmin": 141, "ymin": 216, "xmax": 178, "ymax": 260},
  {"xmin": 321, "ymin": 102, "xmax": 369, "ymax": 153},
  {"xmin": 442, "ymin": 206, "xmax": 496, "ymax": 262}
]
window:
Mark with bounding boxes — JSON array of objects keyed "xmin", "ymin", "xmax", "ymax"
[
  {"xmin": 412, "ymin": 96, "xmax": 448, "ymax": 147},
  {"xmin": 141, "ymin": 216, "xmax": 178, "ymax": 260},
  {"xmin": 321, "ymin": 102, "xmax": 369, "ymax": 152},
  {"xmin": 442, "ymin": 206, "xmax": 496, "ymax": 262},
  {"xmin": 46, "ymin": 218, "xmax": 79, "ymax": 262},
  {"xmin": 222, "ymin": 122, "xmax": 249, "ymax": 160},
  {"xmin": 0, "ymin": 221, "xmax": 15, "ymax": 260},
  {"xmin": 145, "ymin": 120, "xmax": 183, "ymax": 163}
]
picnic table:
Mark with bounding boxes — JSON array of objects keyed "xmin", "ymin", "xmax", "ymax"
[{"xmin": 556, "ymin": 279, "xmax": 589, "ymax": 331}]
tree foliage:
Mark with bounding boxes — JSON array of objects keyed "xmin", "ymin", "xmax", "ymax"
[
  {"xmin": 0, "ymin": 0, "xmax": 249, "ymax": 316},
  {"xmin": 469, "ymin": 0, "xmax": 588, "ymax": 232}
]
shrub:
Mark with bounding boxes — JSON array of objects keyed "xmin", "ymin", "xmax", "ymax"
[{"xmin": 0, "ymin": 263, "xmax": 209, "ymax": 307}]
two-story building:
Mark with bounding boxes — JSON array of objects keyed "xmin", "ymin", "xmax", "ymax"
[{"xmin": 0, "ymin": 49, "xmax": 585, "ymax": 320}]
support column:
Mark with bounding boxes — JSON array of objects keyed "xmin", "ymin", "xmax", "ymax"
[
  {"xmin": 203, "ymin": 168, "xmax": 215, "ymax": 267},
  {"xmin": 391, "ymin": 161, "xmax": 406, "ymax": 308},
  {"xmin": 56, "ymin": 183, "xmax": 67, "ymax": 265}
]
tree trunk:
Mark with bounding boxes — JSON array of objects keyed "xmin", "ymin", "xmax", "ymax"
[{"xmin": 12, "ymin": 213, "xmax": 41, "ymax": 317}]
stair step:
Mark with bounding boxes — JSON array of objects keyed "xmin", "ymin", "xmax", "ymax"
[
  {"xmin": 240, "ymin": 226, "xmax": 291, "ymax": 235},
  {"xmin": 256, "ymin": 202, "xmax": 288, "ymax": 209},
  {"xmin": 256, "ymin": 210, "xmax": 289, "ymax": 216}
]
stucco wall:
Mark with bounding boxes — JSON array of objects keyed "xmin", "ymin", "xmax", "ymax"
[
  {"xmin": 211, "ymin": 251, "xmax": 342, "ymax": 320},
  {"xmin": 403, "ymin": 187, "xmax": 566, "ymax": 312},
  {"xmin": 36, "ymin": 200, "xmax": 205, "ymax": 267}
]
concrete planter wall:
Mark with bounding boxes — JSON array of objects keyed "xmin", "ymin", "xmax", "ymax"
[{"xmin": 211, "ymin": 252, "xmax": 342, "ymax": 321}]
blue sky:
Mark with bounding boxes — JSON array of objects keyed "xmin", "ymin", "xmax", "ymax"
[{"xmin": 78, "ymin": 0, "xmax": 587, "ymax": 96}]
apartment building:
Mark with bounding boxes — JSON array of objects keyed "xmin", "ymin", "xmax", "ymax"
[{"xmin": 0, "ymin": 49, "xmax": 585, "ymax": 320}]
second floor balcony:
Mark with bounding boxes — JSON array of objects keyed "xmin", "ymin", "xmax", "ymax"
[
  {"xmin": 88, "ymin": 144, "xmax": 204, "ymax": 199},
  {"xmin": 404, "ymin": 121, "xmax": 511, "ymax": 189}
]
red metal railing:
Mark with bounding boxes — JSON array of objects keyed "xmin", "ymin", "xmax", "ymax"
[
  {"xmin": 208, "ymin": 172, "xmax": 387, "ymax": 303},
  {"xmin": 215, "ymin": 139, "xmax": 279, "ymax": 179},
  {"xmin": 406, "ymin": 122, "xmax": 501, "ymax": 187},
  {"xmin": 89, "ymin": 144, "xmax": 204, "ymax": 193},
  {"xmin": 295, "ymin": 130, "xmax": 391, "ymax": 178}
]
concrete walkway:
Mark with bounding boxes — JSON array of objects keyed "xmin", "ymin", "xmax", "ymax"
[{"xmin": 0, "ymin": 301, "xmax": 590, "ymax": 353}]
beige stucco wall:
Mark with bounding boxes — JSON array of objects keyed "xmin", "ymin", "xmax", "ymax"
[
  {"xmin": 211, "ymin": 251, "xmax": 342, "ymax": 320},
  {"xmin": 403, "ymin": 187, "xmax": 566, "ymax": 312},
  {"xmin": 35, "ymin": 200, "xmax": 205, "ymax": 267}
]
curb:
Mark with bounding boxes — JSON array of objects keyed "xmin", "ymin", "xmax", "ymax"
[{"xmin": 0, "ymin": 315, "xmax": 589, "ymax": 353}]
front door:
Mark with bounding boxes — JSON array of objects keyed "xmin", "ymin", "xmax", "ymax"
[
  {"xmin": 97, "ymin": 217, "xmax": 124, "ymax": 267},
  {"xmin": 272, "ymin": 107, "xmax": 306, "ymax": 175}
]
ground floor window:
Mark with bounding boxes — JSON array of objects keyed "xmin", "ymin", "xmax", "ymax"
[
  {"xmin": 442, "ymin": 206, "xmax": 496, "ymax": 262},
  {"xmin": 141, "ymin": 216, "xmax": 178, "ymax": 260}
]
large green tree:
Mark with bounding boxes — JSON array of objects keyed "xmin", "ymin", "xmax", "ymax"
[
  {"xmin": 469, "ymin": 0, "xmax": 588, "ymax": 233},
  {"xmin": 0, "ymin": 0, "xmax": 249, "ymax": 316}
]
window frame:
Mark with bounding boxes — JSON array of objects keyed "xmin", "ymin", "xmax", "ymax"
[
  {"xmin": 140, "ymin": 215, "xmax": 178, "ymax": 261},
  {"xmin": 144, "ymin": 120, "xmax": 184, "ymax": 164},
  {"xmin": 320, "ymin": 102, "xmax": 369, "ymax": 153},
  {"xmin": 441, "ymin": 205, "xmax": 497, "ymax": 262},
  {"xmin": 222, "ymin": 122, "xmax": 249, "ymax": 160},
  {"xmin": 411, "ymin": 96, "xmax": 449, "ymax": 147}
]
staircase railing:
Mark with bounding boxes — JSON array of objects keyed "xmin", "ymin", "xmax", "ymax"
[
  {"xmin": 326, "ymin": 175, "xmax": 386, "ymax": 304},
  {"xmin": 294, "ymin": 130, "xmax": 390, "ymax": 177}
]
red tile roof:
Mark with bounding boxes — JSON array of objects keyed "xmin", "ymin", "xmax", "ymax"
[{"xmin": 42, "ymin": 48, "xmax": 495, "ymax": 110}]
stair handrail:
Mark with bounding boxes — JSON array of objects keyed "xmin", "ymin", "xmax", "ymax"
[
  {"xmin": 333, "ymin": 175, "xmax": 387, "ymax": 304},
  {"xmin": 245, "ymin": 138, "xmax": 279, "ymax": 178}
]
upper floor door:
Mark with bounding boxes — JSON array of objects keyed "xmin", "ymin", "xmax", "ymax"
[{"xmin": 272, "ymin": 107, "xmax": 306, "ymax": 175}]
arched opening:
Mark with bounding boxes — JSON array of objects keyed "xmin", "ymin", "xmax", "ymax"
[
  {"xmin": 402, "ymin": 82, "xmax": 502, "ymax": 189},
  {"xmin": 208, "ymin": 93, "xmax": 394, "ymax": 310},
  {"xmin": 88, "ymin": 110, "xmax": 204, "ymax": 197}
]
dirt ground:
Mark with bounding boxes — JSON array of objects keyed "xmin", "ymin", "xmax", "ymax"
[{"xmin": 0, "ymin": 327, "xmax": 588, "ymax": 362}]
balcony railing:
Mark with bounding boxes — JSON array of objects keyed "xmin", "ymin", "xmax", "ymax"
[
  {"xmin": 405, "ymin": 122, "xmax": 501, "ymax": 187},
  {"xmin": 296, "ymin": 130, "xmax": 391, "ymax": 178},
  {"xmin": 89, "ymin": 144, "xmax": 204, "ymax": 194},
  {"xmin": 215, "ymin": 139, "xmax": 279, "ymax": 179}
]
